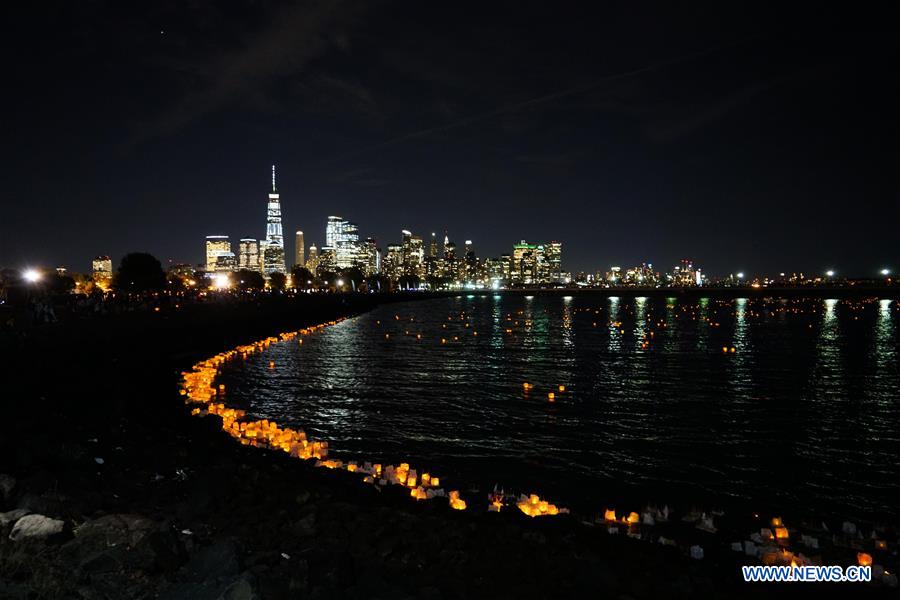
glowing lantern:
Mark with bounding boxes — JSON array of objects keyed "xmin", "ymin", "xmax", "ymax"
[
  {"xmin": 730, "ymin": 347, "xmax": 736, "ymax": 353},
  {"xmin": 626, "ymin": 512, "xmax": 640, "ymax": 524},
  {"xmin": 558, "ymin": 385, "xmax": 566, "ymax": 392},
  {"xmin": 430, "ymin": 477, "xmax": 440, "ymax": 487},
  {"xmin": 448, "ymin": 490, "xmax": 466, "ymax": 510},
  {"xmin": 858, "ymin": 552, "xmax": 873, "ymax": 567},
  {"xmin": 722, "ymin": 346, "xmax": 728, "ymax": 353},
  {"xmin": 771, "ymin": 517, "xmax": 783, "ymax": 527},
  {"xmin": 775, "ymin": 527, "xmax": 789, "ymax": 540},
  {"xmin": 604, "ymin": 509, "xmax": 617, "ymax": 521},
  {"xmin": 548, "ymin": 393, "xmax": 555, "ymax": 401},
  {"xmin": 269, "ymin": 361, "xmax": 275, "ymax": 369},
  {"xmin": 523, "ymin": 382, "xmax": 532, "ymax": 390},
  {"xmin": 875, "ymin": 540, "xmax": 887, "ymax": 550}
]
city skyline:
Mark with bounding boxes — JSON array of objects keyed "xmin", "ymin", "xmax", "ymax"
[{"xmin": 2, "ymin": 4, "xmax": 898, "ymax": 276}]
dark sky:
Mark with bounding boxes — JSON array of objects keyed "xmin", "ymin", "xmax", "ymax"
[{"xmin": 2, "ymin": 1, "xmax": 897, "ymax": 276}]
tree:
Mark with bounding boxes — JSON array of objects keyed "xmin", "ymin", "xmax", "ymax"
[
  {"xmin": 47, "ymin": 273, "xmax": 75, "ymax": 294},
  {"xmin": 234, "ymin": 269, "xmax": 265, "ymax": 290},
  {"xmin": 339, "ymin": 267, "xmax": 365, "ymax": 291},
  {"xmin": 290, "ymin": 266, "xmax": 315, "ymax": 290},
  {"xmin": 113, "ymin": 253, "xmax": 166, "ymax": 292},
  {"xmin": 268, "ymin": 272, "xmax": 287, "ymax": 291}
]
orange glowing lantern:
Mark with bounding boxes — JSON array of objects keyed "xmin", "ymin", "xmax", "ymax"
[
  {"xmin": 857, "ymin": 552, "xmax": 873, "ymax": 567},
  {"xmin": 558, "ymin": 385, "xmax": 566, "ymax": 392},
  {"xmin": 548, "ymin": 392, "xmax": 555, "ymax": 401},
  {"xmin": 448, "ymin": 490, "xmax": 466, "ymax": 510},
  {"xmin": 626, "ymin": 512, "xmax": 640, "ymax": 524},
  {"xmin": 269, "ymin": 361, "xmax": 275, "ymax": 369},
  {"xmin": 775, "ymin": 527, "xmax": 789, "ymax": 540},
  {"xmin": 604, "ymin": 509, "xmax": 617, "ymax": 521},
  {"xmin": 771, "ymin": 516, "xmax": 783, "ymax": 527}
]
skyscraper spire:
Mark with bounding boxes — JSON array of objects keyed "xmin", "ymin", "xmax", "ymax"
[{"xmin": 271, "ymin": 164, "xmax": 277, "ymax": 192}]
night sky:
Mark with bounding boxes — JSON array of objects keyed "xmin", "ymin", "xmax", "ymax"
[{"xmin": 2, "ymin": 2, "xmax": 897, "ymax": 276}]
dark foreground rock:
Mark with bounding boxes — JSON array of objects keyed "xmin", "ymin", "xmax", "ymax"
[{"xmin": 0, "ymin": 294, "xmax": 891, "ymax": 598}]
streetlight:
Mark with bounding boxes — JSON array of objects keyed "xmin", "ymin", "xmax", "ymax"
[
  {"xmin": 825, "ymin": 270, "xmax": 835, "ymax": 278},
  {"xmin": 880, "ymin": 268, "xmax": 891, "ymax": 276},
  {"xmin": 335, "ymin": 278, "xmax": 344, "ymax": 289},
  {"xmin": 736, "ymin": 272, "xmax": 745, "ymax": 280},
  {"xmin": 212, "ymin": 273, "xmax": 231, "ymax": 290},
  {"xmin": 23, "ymin": 269, "xmax": 41, "ymax": 283}
]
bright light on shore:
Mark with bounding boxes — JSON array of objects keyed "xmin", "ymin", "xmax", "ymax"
[
  {"xmin": 336, "ymin": 278, "xmax": 344, "ymax": 287},
  {"xmin": 881, "ymin": 268, "xmax": 891, "ymax": 276},
  {"xmin": 826, "ymin": 270, "xmax": 835, "ymax": 277},
  {"xmin": 212, "ymin": 273, "xmax": 231, "ymax": 290},
  {"xmin": 23, "ymin": 269, "xmax": 41, "ymax": 283},
  {"xmin": 736, "ymin": 272, "xmax": 744, "ymax": 279}
]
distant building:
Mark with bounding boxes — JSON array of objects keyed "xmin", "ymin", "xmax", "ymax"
[
  {"xmin": 205, "ymin": 236, "xmax": 235, "ymax": 272},
  {"xmin": 294, "ymin": 231, "xmax": 305, "ymax": 268},
  {"xmin": 92, "ymin": 255, "xmax": 113, "ymax": 290},
  {"xmin": 238, "ymin": 238, "xmax": 261, "ymax": 272},
  {"xmin": 306, "ymin": 244, "xmax": 319, "ymax": 273},
  {"xmin": 401, "ymin": 230, "xmax": 425, "ymax": 278},
  {"xmin": 262, "ymin": 165, "xmax": 286, "ymax": 276}
]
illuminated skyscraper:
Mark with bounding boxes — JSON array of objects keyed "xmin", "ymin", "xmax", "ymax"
[
  {"xmin": 206, "ymin": 236, "xmax": 236, "ymax": 272},
  {"xmin": 545, "ymin": 241, "xmax": 562, "ymax": 282},
  {"xmin": 263, "ymin": 165, "xmax": 286, "ymax": 276},
  {"xmin": 294, "ymin": 231, "xmax": 305, "ymax": 268},
  {"xmin": 306, "ymin": 244, "xmax": 319, "ymax": 273},
  {"xmin": 238, "ymin": 238, "xmax": 261, "ymax": 272},
  {"xmin": 92, "ymin": 255, "xmax": 113, "ymax": 290},
  {"xmin": 325, "ymin": 215, "xmax": 366, "ymax": 269}
]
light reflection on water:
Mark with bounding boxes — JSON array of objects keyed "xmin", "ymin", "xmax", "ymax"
[{"xmin": 221, "ymin": 296, "xmax": 900, "ymax": 522}]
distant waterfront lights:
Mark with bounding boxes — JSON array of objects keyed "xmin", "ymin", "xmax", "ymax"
[
  {"xmin": 212, "ymin": 273, "xmax": 231, "ymax": 290},
  {"xmin": 336, "ymin": 278, "xmax": 344, "ymax": 288},
  {"xmin": 23, "ymin": 269, "xmax": 41, "ymax": 283},
  {"xmin": 880, "ymin": 268, "xmax": 891, "ymax": 276},
  {"xmin": 826, "ymin": 270, "xmax": 835, "ymax": 278},
  {"xmin": 736, "ymin": 272, "xmax": 745, "ymax": 280}
]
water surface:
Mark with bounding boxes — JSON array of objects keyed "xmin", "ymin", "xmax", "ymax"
[{"xmin": 219, "ymin": 295, "xmax": 900, "ymax": 523}]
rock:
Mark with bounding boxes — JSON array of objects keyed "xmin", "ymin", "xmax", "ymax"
[
  {"xmin": 76, "ymin": 513, "xmax": 156, "ymax": 548},
  {"xmin": 0, "ymin": 508, "xmax": 30, "ymax": 527},
  {"xmin": 0, "ymin": 473, "xmax": 15, "ymax": 500},
  {"xmin": 219, "ymin": 574, "xmax": 259, "ymax": 600},
  {"xmin": 290, "ymin": 513, "xmax": 316, "ymax": 537},
  {"xmin": 9, "ymin": 513, "xmax": 65, "ymax": 541}
]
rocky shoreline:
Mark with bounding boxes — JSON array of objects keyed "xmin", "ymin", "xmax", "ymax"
[{"xmin": 0, "ymin": 294, "xmax": 892, "ymax": 598}]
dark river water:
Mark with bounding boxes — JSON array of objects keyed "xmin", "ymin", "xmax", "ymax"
[{"xmin": 219, "ymin": 295, "xmax": 900, "ymax": 524}]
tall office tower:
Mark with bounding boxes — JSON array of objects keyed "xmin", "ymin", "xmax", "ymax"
[
  {"xmin": 400, "ymin": 230, "xmax": 424, "ymax": 277},
  {"xmin": 325, "ymin": 215, "xmax": 364, "ymax": 269},
  {"xmin": 92, "ymin": 255, "xmax": 113, "ymax": 290},
  {"xmin": 305, "ymin": 244, "xmax": 319, "ymax": 273},
  {"xmin": 384, "ymin": 244, "xmax": 403, "ymax": 280},
  {"xmin": 363, "ymin": 237, "xmax": 378, "ymax": 275},
  {"xmin": 512, "ymin": 240, "xmax": 539, "ymax": 284},
  {"xmin": 238, "ymin": 238, "xmax": 261, "ymax": 272},
  {"xmin": 429, "ymin": 232, "xmax": 438, "ymax": 258},
  {"xmin": 545, "ymin": 241, "xmax": 562, "ymax": 282},
  {"xmin": 294, "ymin": 231, "xmax": 305, "ymax": 268},
  {"xmin": 262, "ymin": 165, "xmax": 286, "ymax": 276},
  {"xmin": 206, "ymin": 235, "xmax": 236, "ymax": 272}
]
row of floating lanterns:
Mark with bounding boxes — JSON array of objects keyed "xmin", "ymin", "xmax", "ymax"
[{"xmin": 180, "ymin": 314, "xmax": 896, "ymax": 583}]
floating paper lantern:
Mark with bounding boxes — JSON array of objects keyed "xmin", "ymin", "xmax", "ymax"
[
  {"xmin": 448, "ymin": 490, "xmax": 466, "ymax": 510},
  {"xmin": 626, "ymin": 512, "xmax": 639, "ymax": 524},
  {"xmin": 858, "ymin": 552, "xmax": 873, "ymax": 567},
  {"xmin": 558, "ymin": 385, "xmax": 566, "ymax": 392},
  {"xmin": 774, "ymin": 527, "xmax": 789, "ymax": 540},
  {"xmin": 604, "ymin": 509, "xmax": 617, "ymax": 521},
  {"xmin": 548, "ymin": 393, "xmax": 555, "ymax": 401}
]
